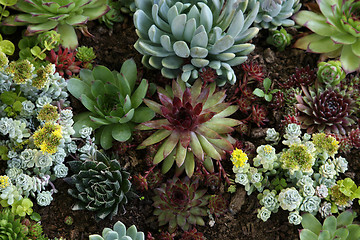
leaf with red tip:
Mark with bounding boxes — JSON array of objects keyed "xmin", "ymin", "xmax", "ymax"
[
  {"xmin": 196, "ymin": 87, "xmax": 210, "ymax": 104},
  {"xmin": 172, "ymin": 97, "xmax": 182, "ymax": 109},
  {"xmin": 207, "ymin": 103, "xmax": 231, "ymax": 114},
  {"xmin": 182, "ymin": 88, "xmax": 192, "ymax": 104},
  {"xmin": 208, "ymin": 117, "xmax": 240, "ymax": 127},
  {"xmin": 193, "ymin": 103, "xmax": 203, "ymax": 115},
  {"xmin": 172, "ymin": 80, "xmax": 183, "ymax": 99},
  {"xmin": 143, "ymin": 99, "xmax": 162, "ymax": 115},
  {"xmin": 153, "ymin": 143, "xmax": 167, "ymax": 164},
  {"xmin": 196, "ymin": 125, "xmax": 222, "ymax": 139},
  {"xmin": 180, "ymin": 131, "xmax": 191, "ymax": 148},
  {"xmin": 137, "ymin": 129, "xmax": 171, "ymax": 149},
  {"xmin": 190, "ymin": 132, "xmax": 204, "ymax": 160},
  {"xmin": 208, "ymin": 137, "xmax": 234, "ymax": 151},
  {"xmin": 163, "ymin": 131, "xmax": 180, "ymax": 158},
  {"xmin": 202, "ymin": 122, "xmax": 234, "ymax": 134},
  {"xmin": 161, "ymin": 149, "xmax": 176, "ymax": 174},
  {"xmin": 198, "ymin": 112, "xmax": 216, "ymax": 124},
  {"xmin": 203, "ymin": 90, "xmax": 226, "ymax": 109},
  {"xmin": 191, "ymin": 79, "xmax": 202, "ymax": 103},
  {"xmin": 197, "ymin": 134, "xmax": 221, "ymax": 160},
  {"xmin": 158, "ymin": 92, "xmax": 173, "ymax": 109},
  {"xmin": 139, "ymin": 119, "xmax": 169, "ymax": 129}
]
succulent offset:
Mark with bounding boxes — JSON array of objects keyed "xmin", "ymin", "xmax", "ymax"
[
  {"xmin": 152, "ymin": 177, "xmax": 209, "ymax": 233},
  {"xmin": 133, "ymin": 0, "xmax": 260, "ymax": 86},
  {"xmin": 293, "ymin": 0, "xmax": 360, "ymax": 73},
  {"xmin": 295, "ymin": 86, "xmax": 357, "ymax": 135},
  {"xmin": 67, "ymin": 59, "xmax": 155, "ymax": 149},
  {"xmin": 254, "ymin": 0, "xmax": 301, "ymax": 30},
  {"xmin": 89, "ymin": 221, "xmax": 144, "ymax": 240},
  {"xmin": 3, "ymin": 0, "xmax": 110, "ymax": 49},
  {"xmin": 66, "ymin": 150, "xmax": 132, "ymax": 221},
  {"xmin": 137, "ymin": 79, "xmax": 240, "ymax": 177}
]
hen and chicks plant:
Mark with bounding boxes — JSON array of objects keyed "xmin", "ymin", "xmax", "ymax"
[
  {"xmin": 134, "ymin": 0, "xmax": 260, "ymax": 86},
  {"xmin": 67, "ymin": 59, "xmax": 154, "ymax": 150},
  {"xmin": 137, "ymin": 79, "xmax": 240, "ymax": 177},
  {"xmin": 89, "ymin": 220, "xmax": 144, "ymax": 240},
  {"xmin": 294, "ymin": 0, "xmax": 360, "ymax": 73}
]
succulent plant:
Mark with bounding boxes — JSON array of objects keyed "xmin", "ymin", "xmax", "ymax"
[
  {"xmin": 46, "ymin": 47, "xmax": 81, "ymax": 79},
  {"xmin": 266, "ymin": 27, "xmax": 292, "ymax": 51},
  {"xmin": 295, "ymin": 86, "xmax": 357, "ymax": 135},
  {"xmin": 293, "ymin": 0, "xmax": 360, "ymax": 73},
  {"xmin": 66, "ymin": 150, "xmax": 133, "ymax": 221},
  {"xmin": 0, "ymin": 208, "xmax": 26, "ymax": 239},
  {"xmin": 3, "ymin": 0, "xmax": 110, "ymax": 49},
  {"xmin": 133, "ymin": 0, "xmax": 260, "ymax": 86},
  {"xmin": 67, "ymin": 59, "xmax": 155, "ymax": 150},
  {"xmin": 100, "ymin": 0, "xmax": 136, "ymax": 28},
  {"xmin": 181, "ymin": 228, "xmax": 207, "ymax": 240},
  {"xmin": 152, "ymin": 177, "xmax": 209, "ymax": 233},
  {"xmin": 299, "ymin": 210, "xmax": 360, "ymax": 240},
  {"xmin": 288, "ymin": 65, "xmax": 316, "ymax": 87},
  {"xmin": 136, "ymin": 79, "xmax": 240, "ymax": 177},
  {"xmin": 254, "ymin": 0, "xmax": 301, "ymax": 30},
  {"xmin": 89, "ymin": 221, "xmax": 144, "ymax": 240},
  {"xmin": 241, "ymin": 61, "xmax": 265, "ymax": 82},
  {"xmin": 317, "ymin": 61, "xmax": 345, "ymax": 87},
  {"xmin": 208, "ymin": 194, "xmax": 228, "ymax": 217},
  {"xmin": 349, "ymin": 128, "xmax": 360, "ymax": 148}
]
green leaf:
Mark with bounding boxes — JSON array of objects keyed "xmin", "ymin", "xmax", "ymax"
[
  {"xmin": 73, "ymin": 112, "xmax": 101, "ymax": 137},
  {"xmin": 30, "ymin": 212, "xmax": 41, "ymax": 221},
  {"xmin": 0, "ymin": 39, "xmax": 15, "ymax": 55},
  {"xmin": 0, "ymin": 91, "xmax": 16, "ymax": 105},
  {"xmin": 264, "ymin": 94, "xmax": 272, "ymax": 102},
  {"xmin": 12, "ymin": 101, "xmax": 22, "ymax": 112},
  {"xmin": 92, "ymin": 65, "xmax": 115, "ymax": 84},
  {"xmin": 100, "ymin": 125, "xmax": 114, "ymax": 150},
  {"xmin": 318, "ymin": 230, "xmax": 331, "ymax": 240},
  {"xmin": 132, "ymin": 107, "xmax": 155, "ymax": 123},
  {"xmin": 347, "ymin": 224, "xmax": 360, "ymax": 240},
  {"xmin": 117, "ymin": 73, "xmax": 131, "ymax": 97},
  {"xmin": 111, "ymin": 124, "xmax": 131, "ymax": 142},
  {"xmin": 323, "ymin": 216, "xmax": 337, "ymax": 236},
  {"xmin": 334, "ymin": 228, "xmax": 349, "ymax": 239},
  {"xmin": 0, "ymin": 0, "xmax": 17, "ymax": 6},
  {"xmin": 131, "ymin": 79, "xmax": 148, "ymax": 109},
  {"xmin": 119, "ymin": 108, "xmax": 134, "ymax": 123},
  {"xmin": 299, "ymin": 229, "xmax": 318, "ymax": 240},
  {"xmin": 120, "ymin": 59, "xmax": 137, "ymax": 92},
  {"xmin": 301, "ymin": 213, "xmax": 322, "ymax": 235},
  {"xmin": 253, "ymin": 88, "xmax": 264, "ymax": 97},
  {"xmin": 67, "ymin": 78, "xmax": 91, "ymax": 99},
  {"xmin": 337, "ymin": 210, "xmax": 356, "ymax": 228},
  {"xmin": 161, "ymin": 149, "xmax": 175, "ymax": 174},
  {"xmin": 263, "ymin": 78, "xmax": 271, "ymax": 91},
  {"xmin": 184, "ymin": 151, "xmax": 195, "ymax": 177},
  {"xmin": 80, "ymin": 94, "xmax": 96, "ymax": 113},
  {"xmin": 91, "ymin": 80, "xmax": 105, "ymax": 98}
]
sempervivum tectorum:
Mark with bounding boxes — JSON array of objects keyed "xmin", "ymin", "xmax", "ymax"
[
  {"xmin": 66, "ymin": 151, "xmax": 132, "ymax": 221},
  {"xmin": 136, "ymin": 79, "xmax": 240, "ymax": 177},
  {"xmin": 295, "ymin": 86, "xmax": 357, "ymax": 135},
  {"xmin": 152, "ymin": 177, "xmax": 209, "ymax": 233}
]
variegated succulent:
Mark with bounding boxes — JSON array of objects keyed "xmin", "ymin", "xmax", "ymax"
[
  {"xmin": 254, "ymin": 0, "xmax": 301, "ymax": 30},
  {"xmin": 137, "ymin": 79, "xmax": 240, "ymax": 177},
  {"xmin": 152, "ymin": 177, "xmax": 209, "ymax": 233},
  {"xmin": 295, "ymin": 86, "xmax": 357, "ymax": 135},
  {"xmin": 134, "ymin": 0, "xmax": 260, "ymax": 86},
  {"xmin": 3, "ymin": 0, "xmax": 110, "ymax": 49},
  {"xmin": 66, "ymin": 150, "xmax": 133, "ymax": 221},
  {"xmin": 293, "ymin": 0, "xmax": 360, "ymax": 73},
  {"xmin": 67, "ymin": 59, "xmax": 155, "ymax": 150}
]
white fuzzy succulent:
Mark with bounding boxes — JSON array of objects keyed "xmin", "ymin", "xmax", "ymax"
[
  {"xmin": 278, "ymin": 187, "xmax": 302, "ymax": 211},
  {"xmin": 288, "ymin": 211, "xmax": 302, "ymax": 225},
  {"xmin": 253, "ymin": 145, "xmax": 277, "ymax": 170},
  {"xmin": 319, "ymin": 161, "xmax": 337, "ymax": 179},
  {"xmin": 79, "ymin": 125, "xmax": 93, "ymax": 139},
  {"xmin": 53, "ymin": 163, "xmax": 68, "ymax": 178},
  {"xmin": 301, "ymin": 184, "xmax": 315, "ymax": 197},
  {"xmin": 319, "ymin": 202, "xmax": 332, "ymax": 218},
  {"xmin": 0, "ymin": 184, "xmax": 22, "ymax": 205},
  {"xmin": 282, "ymin": 123, "xmax": 302, "ymax": 146},
  {"xmin": 36, "ymin": 190, "xmax": 53, "ymax": 206},
  {"xmin": 315, "ymin": 184, "xmax": 328, "ymax": 199},
  {"xmin": 259, "ymin": 189, "xmax": 279, "ymax": 212},
  {"xmin": 235, "ymin": 173, "xmax": 249, "ymax": 186},
  {"xmin": 265, "ymin": 128, "xmax": 280, "ymax": 143},
  {"xmin": 257, "ymin": 207, "xmax": 272, "ymax": 222},
  {"xmin": 333, "ymin": 156, "xmax": 348, "ymax": 174},
  {"xmin": 296, "ymin": 176, "xmax": 314, "ymax": 188}
]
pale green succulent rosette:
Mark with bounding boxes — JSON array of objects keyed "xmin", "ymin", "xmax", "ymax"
[
  {"xmin": 133, "ymin": 0, "xmax": 260, "ymax": 86},
  {"xmin": 293, "ymin": 0, "xmax": 360, "ymax": 73},
  {"xmin": 3, "ymin": 0, "xmax": 110, "ymax": 49}
]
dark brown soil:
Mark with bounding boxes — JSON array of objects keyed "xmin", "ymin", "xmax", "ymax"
[{"xmin": 33, "ymin": 13, "xmax": 360, "ymax": 240}]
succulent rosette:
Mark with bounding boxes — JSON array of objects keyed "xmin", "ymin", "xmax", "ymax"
[
  {"xmin": 137, "ymin": 79, "xmax": 240, "ymax": 177},
  {"xmin": 295, "ymin": 86, "xmax": 357, "ymax": 135},
  {"xmin": 152, "ymin": 177, "xmax": 209, "ymax": 233},
  {"xmin": 3, "ymin": 0, "xmax": 110, "ymax": 49},
  {"xmin": 317, "ymin": 60, "xmax": 345, "ymax": 87},
  {"xmin": 133, "ymin": 0, "xmax": 260, "ymax": 86},
  {"xmin": 293, "ymin": 0, "xmax": 360, "ymax": 73}
]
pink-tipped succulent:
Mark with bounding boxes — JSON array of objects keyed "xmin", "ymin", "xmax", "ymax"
[
  {"xmin": 137, "ymin": 79, "xmax": 240, "ymax": 177},
  {"xmin": 350, "ymin": 128, "xmax": 360, "ymax": 149},
  {"xmin": 241, "ymin": 61, "xmax": 265, "ymax": 83},
  {"xmin": 249, "ymin": 105, "xmax": 269, "ymax": 127},
  {"xmin": 153, "ymin": 177, "xmax": 209, "ymax": 233},
  {"xmin": 289, "ymin": 66, "xmax": 316, "ymax": 87},
  {"xmin": 46, "ymin": 47, "xmax": 81, "ymax": 79},
  {"xmin": 296, "ymin": 86, "xmax": 357, "ymax": 135},
  {"xmin": 198, "ymin": 67, "xmax": 218, "ymax": 84},
  {"xmin": 208, "ymin": 195, "xmax": 228, "ymax": 217}
]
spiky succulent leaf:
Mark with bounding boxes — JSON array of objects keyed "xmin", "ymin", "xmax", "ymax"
[
  {"xmin": 137, "ymin": 79, "xmax": 240, "ymax": 177},
  {"xmin": 134, "ymin": 0, "xmax": 260, "ymax": 86},
  {"xmin": 68, "ymin": 59, "xmax": 155, "ymax": 149}
]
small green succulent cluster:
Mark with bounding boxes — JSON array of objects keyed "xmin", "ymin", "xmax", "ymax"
[
  {"xmin": 67, "ymin": 59, "xmax": 154, "ymax": 150},
  {"xmin": 317, "ymin": 61, "xmax": 346, "ymax": 87},
  {"xmin": 89, "ymin": 221, "xmax": 144, "ymax": 240},
  {"xmin": 66, "ymin": 150, "xmax": 133, "ymax": 221},
  {"xmin": 134, "ymin": 0, "xmax": 260, "ymax": 86},
  {"xmin": 266, "ymin": 27, "xmax": 292, "ymax": 51},
  {"xmin": 100, "ymin": 0, "xmax": 136, "ymax": 28},
  {"xmin": 294, "ymin": 0, "xmax": 360, "ymax": 73},
  {"xmin": 254, "ymin": 0, "xmax": 301, "ymax": 30},
  {"xmin": 299, "ymin": 210, "xmax": 360, "ymax": 240},
  {"xmin": 0, "ymin": 208, "xmax": 25, "ymax": 239},
  {"xmin": 152, "ymin": 177, "xmax": 209, "ymax": 233},
  {"xmin": 233, "ymin": 123, "xmax": 351, "ymax": 224}
]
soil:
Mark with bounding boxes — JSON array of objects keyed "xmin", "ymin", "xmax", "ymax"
[{"xmin": 28, "ymin": 9, "xmax": 360, "ymax": 240}]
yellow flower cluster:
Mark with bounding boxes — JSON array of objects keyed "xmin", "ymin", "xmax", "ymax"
[
  {"xmin": 231, "ymin": 148, "xmax": 248, "ymax": 168},
  {"xmin": 263, "ymin": 145, "xmax": 273, "ymax": 154},
  {"xmin": 33, "ymin": 122, "xmax": 62, "ymax": 154},
  {"xmin": 0, "ymin": 175, "xmax": 10, "ymax": 190},
  {"xmin": 37, "ymin": 103, "xmax": 59, "ymax": 122},
  {"xmin": 312, "ymin": 133, "xmax": 339, "ymax": 156},
  {"xmin": 5, "ymin": 60, "xmax": 34, "ymax": 84}
]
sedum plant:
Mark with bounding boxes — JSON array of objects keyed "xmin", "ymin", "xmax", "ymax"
[
  {"xmin": 133, "ymin": 0, "xmax": 260, "ymax": 86},
  {"xmin": 0, "ymin": 208, "xmax": 26, "ymax": 239},
  {"xmin": 295, "ymin": 86, "xmax": 357, "ymax": 135},
  {"xmin": 254, "ymin": 0, "xmax": 301, "ymax": 30},
  {"xmin": 66, "ymin": 150, "xmax": 133, "ymax": 221},
  {"xmin": 317, "ymin": 61, "xmax": 345, "ymax": 87},
  {"xmin": 293, "ymin": 0, "xmax": 360, "ymax": 73},
  {"xmin": 89, "ymin": 221, "xmax": 144, "ymax": 240},
  {"xmin": 152, "ymin": 177, "xmax": 209, "ymax": 233},
  {"xmin": 67, "ymin": 59, "xmax": 154, "ymax": 150},
  {"xmin": 137, "ymin": 79, "xmax": 240, "ymax": 177},
  {"xmin": 3, "ymin": 0, "xmax": 110, "ymax": 49},
  {"xmin": 299, "ymin": 210, "xmax": 360, "ymax": 240}
]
